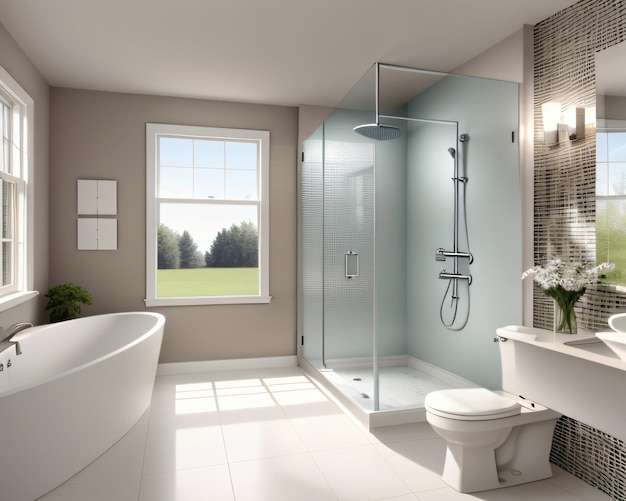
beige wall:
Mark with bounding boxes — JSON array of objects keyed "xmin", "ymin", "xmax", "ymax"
[
  {"xmin": 453, "ymin": 29, "xmax": 525, "ymax": 83},
  {"xmin": 50, "ymin": 88, "xmax": 298, "ymax": 363},
  {"xmin": 0, "ymin": 22, "xmax": 50, "ymax": 327}
]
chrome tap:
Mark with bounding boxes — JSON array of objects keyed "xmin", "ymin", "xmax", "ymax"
[{"xmin": 0, "ymin": 322, "xmax": 32, "ymax": 355}]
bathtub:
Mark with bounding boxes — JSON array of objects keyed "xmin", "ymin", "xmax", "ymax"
[{"xmin": 0, "ymin": 311, "xmax": 165, "ymax": 501}]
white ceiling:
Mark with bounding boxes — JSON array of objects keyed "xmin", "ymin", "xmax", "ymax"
[{"xmin": 0, "ymin": 0, "xmax": 579, "ymax": 108}]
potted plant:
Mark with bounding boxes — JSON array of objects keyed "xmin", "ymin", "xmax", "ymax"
[{"xmin": 45, "ymin": 282, "xmax": 93, "ymax": 323}]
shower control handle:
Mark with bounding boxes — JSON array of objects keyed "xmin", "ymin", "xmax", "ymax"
[
  {"xmin": 435, "ymin": 248, "xmax": 474, "ymax": 264},
  {"xmin": 439, "ymin": 271, "xmax": 473, "ymax": 285}
]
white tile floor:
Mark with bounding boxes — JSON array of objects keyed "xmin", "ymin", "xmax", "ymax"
[{"xmin": 39, "ymin": 366, "xmax": 612, "ymax": 501}]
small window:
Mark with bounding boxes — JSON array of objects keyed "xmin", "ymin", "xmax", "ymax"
[
  {"xmin": 596, "ymin": 129, "xmax": 626, "ymax": 286},
  {"xmin": 0, "ymin": 66, "xmax": 33, "ymax": 305},
  {"xmin": 145, "ymin": 124, "xmax": 270, "ymax": 306}
]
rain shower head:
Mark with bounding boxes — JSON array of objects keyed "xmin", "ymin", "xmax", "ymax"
[
  {"xmin": 354, "ymin": 123, "xmax": 402, "ymax": 141},
  {"xmin": 448, "ymin": 147, "xmax": 456, "ymax": 158},
  {"xmin": 353, "ymin": 62, "xmax": 401, "ymax": 141}
]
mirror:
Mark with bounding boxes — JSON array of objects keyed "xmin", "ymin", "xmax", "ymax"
[
  {"xmin": 595, "ymin": 42, "xmax": 626, "ymax": 286},
  {"xmin": 596, "ymin": 42, "xmax": 626, "ymax": 121}
]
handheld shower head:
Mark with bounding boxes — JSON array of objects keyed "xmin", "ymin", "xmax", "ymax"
[{"xmin": 448, "ymin": 147, "xmax": 456, "ymax": 159}]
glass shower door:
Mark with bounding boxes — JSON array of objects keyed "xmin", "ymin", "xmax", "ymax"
[{"xmin": 301, "ymin": 109, "xmax": 377, "ymax": 407}]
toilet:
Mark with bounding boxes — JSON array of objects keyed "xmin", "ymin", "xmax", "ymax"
[{"xmin": 424, "ymin": 337, "xmax": 561, "ymax": 493}]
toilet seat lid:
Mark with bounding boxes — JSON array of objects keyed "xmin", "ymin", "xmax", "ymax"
[{"xmin": 425, "ymin": 388, "xmax": 521, "ymax": 419}]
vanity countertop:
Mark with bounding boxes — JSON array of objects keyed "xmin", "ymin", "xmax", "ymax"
[{"xmin": 496, "ymin": 324, "xmax": 626, "ymax": 371}]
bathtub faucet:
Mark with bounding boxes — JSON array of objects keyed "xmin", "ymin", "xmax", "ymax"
[{"xmin": 0, "ymin": 322, "xmax": 33, "ymax": 356}]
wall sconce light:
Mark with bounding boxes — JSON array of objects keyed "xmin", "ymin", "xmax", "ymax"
[
  {"xmin": 542, "ymin": 101, "xmax": 586, "ymax": 144},
  {"xmin": 564, "ymin": 107, "xmax": 585, "ymax": 141},
  {"xmin": 542, "ymin": 102, "xmax": 561, "ymax": 144},
  {"xmin": 585, "ymin": 107, "xmax": 596, "ymax": 128}
]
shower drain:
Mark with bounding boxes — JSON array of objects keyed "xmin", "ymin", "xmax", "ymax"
[
  {"xmin": 353, "ymin": 377, "xmax": 362, "ymax": 381},
  {"xmin": 360, "ymin": 393, "xmax": 370, "ymax": 399}
]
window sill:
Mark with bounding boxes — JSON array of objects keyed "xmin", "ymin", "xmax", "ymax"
[
  {"xmin": 0, "ymin": 290, "xmax": 39, "ymax": 312},
  {"xmin": 144, "ymin": 295, "xmax": 272, "ymax": 307}
]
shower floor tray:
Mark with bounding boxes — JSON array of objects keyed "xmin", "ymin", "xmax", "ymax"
[
  {"xmin": 300, "ymin": 356, "xmax": 478, "ymax": 428},
  {"xmin": 331, "ymin": 365, "xmax": 455, "ymax": 410}
]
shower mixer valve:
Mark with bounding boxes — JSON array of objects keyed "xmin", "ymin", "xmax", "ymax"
[
  {"xmin": 438, "ymin": 270, "xmax": 473, "ymax": 285},
  {"xmin": 435, "ymin": 248, "xmax": 474, "ymax": 264}
]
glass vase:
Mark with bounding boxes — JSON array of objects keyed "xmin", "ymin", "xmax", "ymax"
[{"xmin": 554, "ymin": 299, "xmax": 577, "ymax": 334}]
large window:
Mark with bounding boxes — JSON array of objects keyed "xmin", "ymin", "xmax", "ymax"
[
  {"xmin": 145, "ymin": 124, "xmax": 270, "ymax": 306},
  {"xmin": 0, "ymin": 66, "xmax": 33, "ymax": 307},
  {"xmin": 596, "ymin": 129, "xmax": 626, "ymax": 286}
]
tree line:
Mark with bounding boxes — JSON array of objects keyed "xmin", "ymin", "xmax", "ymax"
[{"xmin": 158, "ymin": 221, "xmax": 258, "ymax": 269}]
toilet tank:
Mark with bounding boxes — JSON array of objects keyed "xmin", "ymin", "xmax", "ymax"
[
  {"xmin": 498, "ymin": 336, "xmax": 519, "ymax": 395},
  {"xmin": 497, "ymin": 326, "xmax": 542, "ymax": 396}
]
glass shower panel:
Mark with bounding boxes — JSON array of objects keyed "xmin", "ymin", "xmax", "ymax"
[{"xmin": 301, "ymin": 124, "xmax": 324, "ymax": 364}]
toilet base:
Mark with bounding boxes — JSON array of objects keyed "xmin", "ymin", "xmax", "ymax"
[
  {"xmin": 442, "ymin": 442, "xmax": 502, "ymax": 492},
  {"xmin": 441, "ymin": 418, "xmax": 558, "ymax": 493}
]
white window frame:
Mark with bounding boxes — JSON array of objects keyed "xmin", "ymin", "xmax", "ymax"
[
  {"xmin": 145, "ymin": 123, "xmax": 271, "ymax": 306},
  {"xmin": 0, "ymin": 65, "xmax": 36, "ymax": 311}
]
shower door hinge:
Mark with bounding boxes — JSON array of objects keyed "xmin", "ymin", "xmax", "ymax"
[
  {"xmin": 301, "ymin": 335, "xmax": 304, "ymax": 346},
  {"xmin": 301, "ymin": 151, "xmax": 305, "ymax": 162},
  {"xmin": 512, "ymin": 131, "xmax": 515, "ymax": 143}
]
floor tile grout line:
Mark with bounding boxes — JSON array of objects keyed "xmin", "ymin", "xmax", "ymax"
[
  {"xmin": 210, "ymin": 379, "xmax": 239, "ymax": 501},
  {"xmin": 135, "ymin": 403, "xmax": 155, "ymax": 501},
  {"xmin": 304, "ymin": 449, "xmax": 343, "ymax": 501},
  {"xmin": 368, "ymin": 437, "xmax": 424, "ymax": 498},
  {"xmin": 136, "ymin": 378, "xmax": 176, "ymax": 501}
]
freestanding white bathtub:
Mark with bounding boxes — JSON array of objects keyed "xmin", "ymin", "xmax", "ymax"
[{"xmin": 0, "ymin": 311, "xmax": 165, "ymax": 501}]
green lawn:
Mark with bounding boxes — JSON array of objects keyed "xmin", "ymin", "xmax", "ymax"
[{"xmin": 157, "ymin": 268, "xmax": 259, "ymax": 297}]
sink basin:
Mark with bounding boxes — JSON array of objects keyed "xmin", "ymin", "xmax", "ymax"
[
  {"xmin": 596, "ymin": 331, "xmax": 626, "ymax": 361},
  {"xmin": 564, "ymin": 337, "xmax": 617, "ymax": 357},
  {"xmin": 608, "ymin": 312, "xmax": 626, "ymax": 333}
]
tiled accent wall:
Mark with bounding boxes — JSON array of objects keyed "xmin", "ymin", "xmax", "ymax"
[
  {"xmin": 551, "ymin": 416, "xmax": 626, "ymax": 500},
  {"xmin": 534, "ymin": 1, "xmax": 626, "ymax": 499},
  {"xmin": 534, "ymin": 0, "xmax": 626, "ymax": 333}
]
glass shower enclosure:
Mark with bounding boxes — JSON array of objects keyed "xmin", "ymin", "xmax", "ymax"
[{"xmin": 299, "ymin": 64, "xmax": 521, "ymax": 426}]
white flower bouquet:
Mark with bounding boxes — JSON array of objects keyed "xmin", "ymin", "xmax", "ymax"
[{"xmin": 522, "ymin": 259, "xmax": 615, "ymax": 333}]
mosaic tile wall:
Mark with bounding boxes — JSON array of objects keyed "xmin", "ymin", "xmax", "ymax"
[
  {"xmin": 535, "ymin": 1, "xmax": 626, "ymax": 499},
  {"xmin": 551, "ymin": 416, "xmax": 626, "ymax": 500},
  {"xmin": 533, "ymin": 0, "xmax": 626, "ymax": 333}
]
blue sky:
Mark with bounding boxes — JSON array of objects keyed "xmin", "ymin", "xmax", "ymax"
[{"xmin": 159, "ymin": 137, "xmax": 259, "ymax": 253}]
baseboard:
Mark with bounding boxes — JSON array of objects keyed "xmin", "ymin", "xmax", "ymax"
[{"xmin": 157, "ymin": 355, "xmax": 298, "ymax": 376}]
